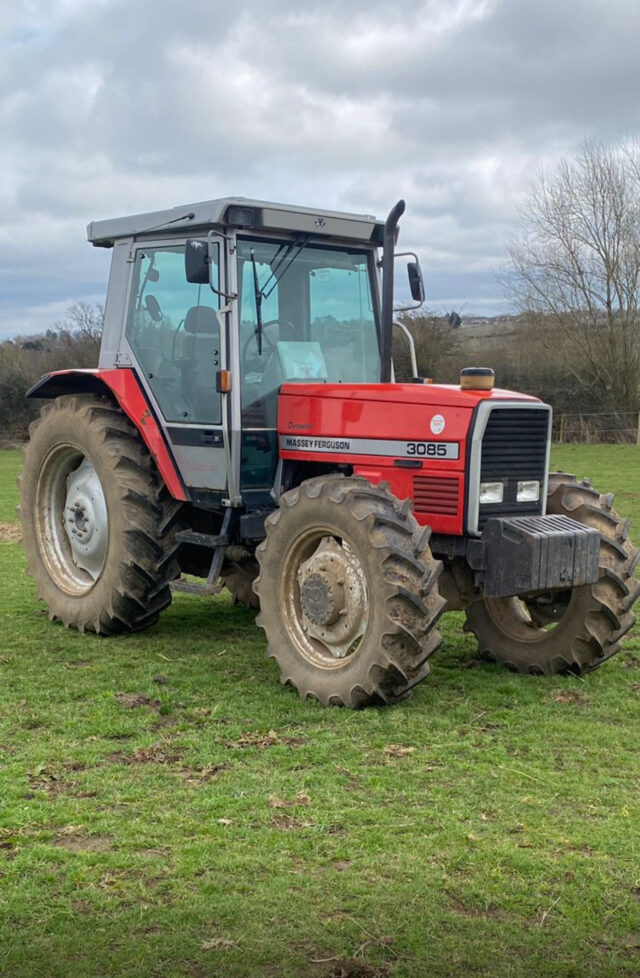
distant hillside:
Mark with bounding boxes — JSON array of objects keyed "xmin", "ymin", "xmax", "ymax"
[{"xmin": 453, "ymin": 315, "xmax": 525, "ymax": 351}]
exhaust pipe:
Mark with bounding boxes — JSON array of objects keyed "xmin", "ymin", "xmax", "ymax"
[{"xmin": 380, "ymin": 199, "xmax": 405, "ymax": 383}]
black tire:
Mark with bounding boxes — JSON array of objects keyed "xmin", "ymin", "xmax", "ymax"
[
  {"xmin": 222, "ymin": 556, "xmax": 260, "ymax": 609},
  {"xmin": 465, "ymin": 472, "xmax": 640, "ymax": 674},
  {"xmin": 254, "ymin": 474, "xmax": 445, "ymax": 707},
  {"xmin": 19, "ymin": 394, "xmax": 183, "ymax": 635}
]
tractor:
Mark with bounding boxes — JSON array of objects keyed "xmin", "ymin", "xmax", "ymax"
[{"xmin": 19, "ymin": 197, "xmax": 640, "ymax": 707}]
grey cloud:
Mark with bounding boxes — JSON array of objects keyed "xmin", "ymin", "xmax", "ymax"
[{"xmin": 1, "ymin": 0, "xmax": 640, "ymax": 340}]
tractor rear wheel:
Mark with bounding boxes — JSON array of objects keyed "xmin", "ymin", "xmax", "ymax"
[
  {"xmin": 19, "ymin": 394, "xmax": 183, "ymax": 634},
  {"xmin": 464, "ymin": 473, "xmax": 640, "ymax": 674},
  {"xmin": 254, "ymin": 475, "xmax": 445, "ymax": 707}
]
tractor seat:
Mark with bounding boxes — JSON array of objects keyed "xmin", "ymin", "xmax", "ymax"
[
  {"xmin": 180, "ymin": 305, "xmax": 221, "ymax": 423},
  {"xmin": 184, "ymin": 305, "xmax": 218, "ymax": 335}
]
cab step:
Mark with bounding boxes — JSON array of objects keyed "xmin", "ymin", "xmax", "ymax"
[{"xmin": 172, "ymin": 510, "xmax": 233, "ymax": 597}]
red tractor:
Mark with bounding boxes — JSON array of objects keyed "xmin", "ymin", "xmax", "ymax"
[{"xmin": 20, "ymin": 198, "xmax": 640, "ymax": 706}]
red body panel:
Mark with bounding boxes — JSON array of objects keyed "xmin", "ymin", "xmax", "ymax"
[
  {"xmin": 278, "ymin": 383, "xmax": 541, "ymax": 535},
  {"xmin": 41, "ymin": 369, "xmax": 187, "ymax": 501}
]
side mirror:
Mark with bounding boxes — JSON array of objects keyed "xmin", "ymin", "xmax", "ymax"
[
  {"xmin": 144, "ymin": 294, "xmax": 162, "ymax": 323},
  {"xmin": 408, "ymin": 261, "xmax": 425, "ymax": 303},
  {"xmin": 185, "ymin": 239, "xmax": 210, "ymax": 284}
]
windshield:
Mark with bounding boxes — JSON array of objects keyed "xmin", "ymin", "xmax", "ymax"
[{"xmin": 237, "ymin": 237, "xmax": 380, "ymax": 426}]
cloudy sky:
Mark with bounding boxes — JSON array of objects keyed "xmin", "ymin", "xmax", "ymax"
[{"xmin": 1, "ymin": 0, "xmax": 640, "ymax": 339}]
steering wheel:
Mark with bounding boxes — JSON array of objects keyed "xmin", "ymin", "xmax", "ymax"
[{"xmin": 241, "ymin": 319, "xmax": 297, "ymax": 369}]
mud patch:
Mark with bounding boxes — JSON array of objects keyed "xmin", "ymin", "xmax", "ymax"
[
  {"xmin": 621, "ymin": 654, "xmax": 640, "ymax": 669},
  {"xmin": 383, "ymin": 744, "xmax": 415, "ymax": 759},
  {"xmin": 552, "ymin": 689, "xmax": 588, "ymax": 704},
  {"xmin": 0, "ymin": 523, "xmax": 20, "ymax": 543},
  {"xmin": 201, "ymin": 937, "xmax": 237, "ymax": 951},
  {"xmin": 115, "ymin": 692, "xmax": 161, "ymax": 710},
  {"xmin": 0, "ymin": 838, "xmax": 17, "ymax": 859},
  {"xmin": 269, "ymin": 792, "xmax": 311, "ymax": 809},
  {"xmin": 53, "ymin": 832, "xmax": 113, "ymax": 853},
  {"xmin": 227, "ymin": 728, "xmax": 307, "ymax": 749},
  {"xmin": 179, "ymin": 762, "xmax": 231, "ymax": 785},
  {"xmin": 270, "ymin": 813, "xmax": 314, "ymax": 831},
  {"xmin": 27, "ymin": 765, "xmax": 75, "ymax": 795},
  {"xmin": 110, "ymin": 741, "xmax": 184, "ymax": 765}
]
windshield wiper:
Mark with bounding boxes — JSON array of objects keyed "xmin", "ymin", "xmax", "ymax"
[
  {"xmin": 250, "ymin": 234, "xmax": 309, "ymax": 355},
  {"xmin": 250, "ymin": 249, "xmax": 264, "ymax": 355}
]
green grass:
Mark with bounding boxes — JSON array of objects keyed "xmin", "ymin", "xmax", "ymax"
[
  {"xmin": 0, "ymin": 448, "xmax": 21, "ymax": 523},
  {"xmin": 1, "ymin": 446, "xmax": 639, "ymax": 978}
]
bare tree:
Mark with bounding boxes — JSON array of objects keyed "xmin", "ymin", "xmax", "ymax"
[
  {"xmin": 504, "ymin": 140, "xmax": 640, "ymax": 411},
  {"xmin": 54, "ymin": 301, "xmax": 104, "ymax": 342}
]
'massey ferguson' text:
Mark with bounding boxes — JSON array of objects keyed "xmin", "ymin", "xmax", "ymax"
[{"xmin": 280, "ymin": 435, "xmax": 459, "ymax": 460}]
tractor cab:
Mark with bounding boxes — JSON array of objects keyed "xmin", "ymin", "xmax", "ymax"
[{"xmin": 85, "ymin": 197, "xmax": 407, "ymax": 504}]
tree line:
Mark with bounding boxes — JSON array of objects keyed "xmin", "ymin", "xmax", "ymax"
[{"xmin": 0, "ymin": 303, "xmax": 102, "ymax": 442}]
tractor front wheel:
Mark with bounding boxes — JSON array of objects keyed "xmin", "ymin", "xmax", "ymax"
[
  {"xmin": 464, "ymin": 473, "xmax": 640, "ymax": 674},
  {"xmin": 254, "ymin": 475, "xmax": 445, "ymax": 707},
  {"xmin": 19, "ymin": 394, "xmax": 183, "ymax": 634}
]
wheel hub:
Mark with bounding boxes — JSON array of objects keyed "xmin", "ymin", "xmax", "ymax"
[
  {"xmin": 63, "ymin": 458, "xmax": 108, "ymax": 581},
  {"xmin": 300, "ymin": 569, "xmax": 344, "ymax": 626},
  {"xmin": 295, "ymin": 537, "xmax": 368, "ymax": 659}
]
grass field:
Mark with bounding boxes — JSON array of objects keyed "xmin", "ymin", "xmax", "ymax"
[{"xmin": 1, "ymin": 445, "xmax": 639, "ymax": 978}]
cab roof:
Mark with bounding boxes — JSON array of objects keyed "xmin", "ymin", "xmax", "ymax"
[{"xmin": 87, "ymin": 196, "xmax": 385, "ymax": 248}]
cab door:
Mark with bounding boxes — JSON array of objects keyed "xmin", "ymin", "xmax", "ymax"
[{"xmin": 122, "ymin": 238, "xmax": 228, "ymax": 491}]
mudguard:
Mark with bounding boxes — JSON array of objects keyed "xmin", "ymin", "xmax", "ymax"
[{"xmin": 27, "ymin": 368, "xmax": 187, "ymax": 501}]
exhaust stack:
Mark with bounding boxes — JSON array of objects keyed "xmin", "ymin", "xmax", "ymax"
[{"xmin": 380, "ymin": 199, "xmax": 405, "ymax": 384}]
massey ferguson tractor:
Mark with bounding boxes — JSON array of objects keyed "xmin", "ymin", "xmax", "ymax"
[{"xmin": 19, "ymin": 197, "xmax": 640, "ymax": 707}]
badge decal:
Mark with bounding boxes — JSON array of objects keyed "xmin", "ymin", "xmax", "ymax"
[{"xmin": 280, "ymin": 435, "xmax": 459, "ymax": 460}]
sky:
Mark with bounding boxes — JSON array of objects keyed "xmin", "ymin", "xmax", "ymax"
[{"xmin": 1, "ymin": 0, "xmax": 640, "ymax": 340}]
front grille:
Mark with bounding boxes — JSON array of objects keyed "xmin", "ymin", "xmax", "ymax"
[
  {"xmin": 414, "ymin": 475, "xmax": 459, "ymax": 516},
  {"xmin": 477, "ymin": 406, "xmax": 550, "ymax": 531}
]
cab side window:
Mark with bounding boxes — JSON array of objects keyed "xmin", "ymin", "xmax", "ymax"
[{"xmin": 125, "ymin": 244, "xmax": 222, "ymax": 424}]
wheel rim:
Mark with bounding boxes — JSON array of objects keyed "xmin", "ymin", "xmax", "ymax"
[
  {"xmin": 483, "ymin": 589, "xmax": 575, "ymax": 643},
  {"xmin": 282, "ymin": 528, "xmax": 369, "ymax": 668},
  {"xmin": 35, "ymin": 445, "xmax": 109, "ymax": 595}
]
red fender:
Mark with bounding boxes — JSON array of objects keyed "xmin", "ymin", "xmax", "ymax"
[{"xmin": 27, "ymin": 368, "xmax": 187, "ymax": 501}]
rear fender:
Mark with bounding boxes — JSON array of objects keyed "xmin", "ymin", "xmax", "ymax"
[{"xmin": 27, "ymin": 368, "xmax": 187, "ymax": 501}]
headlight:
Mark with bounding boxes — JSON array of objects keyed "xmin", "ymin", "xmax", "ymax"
[
  {"xmin": 517, "ymin": 480, "xmax": 540, "ymax": 502},
  {"xmin": 479, "ymin": 481, "xmax": 504, "ymax": 504}
]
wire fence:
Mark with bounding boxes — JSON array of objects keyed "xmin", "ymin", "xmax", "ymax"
[{"xmin": 554, "ymin": 412, "xmax": 640, "ymax": 444}]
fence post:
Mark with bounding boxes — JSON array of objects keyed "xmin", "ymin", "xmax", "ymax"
[
  {"xmin": 559, "ymin": 415, "xmax": 565, "ymax": 444},
  {"xmin": 637, "ymin": 412, "xmax": 640, "ymax": 446}
]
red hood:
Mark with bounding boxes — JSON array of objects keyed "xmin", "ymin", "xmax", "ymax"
[{"xmin": 279, "ymin": 382, "xmax": 541, "ymax": 410}]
